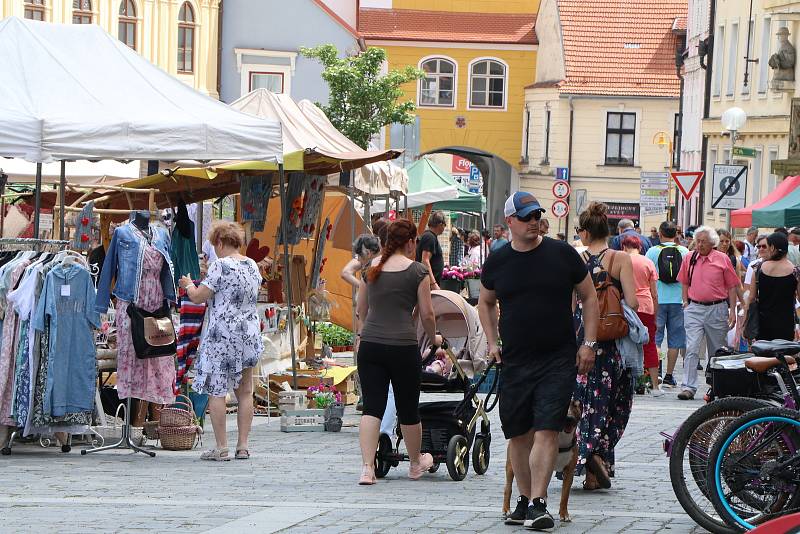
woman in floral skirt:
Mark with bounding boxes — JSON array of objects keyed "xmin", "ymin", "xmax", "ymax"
[
  {"xmin": 574, "ymin": 202, "xmax": 639, "ymax": 490},
  {"xmin": 181, "ymin": 221, "xmax": 263, "ymax": 461}
]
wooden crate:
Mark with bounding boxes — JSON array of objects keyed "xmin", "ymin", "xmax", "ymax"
[
  {"xmin": 271, "ymin": 370, "xmax": 333, "ymax": 390},
  {"xmin": 280, "ymin": 409, "xmax": 325, "ymax": 432}
]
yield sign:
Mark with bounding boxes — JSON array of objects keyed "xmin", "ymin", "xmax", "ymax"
[{"xmin": 670, "ymin": 171, "xmax": 705, "ymax": 200}]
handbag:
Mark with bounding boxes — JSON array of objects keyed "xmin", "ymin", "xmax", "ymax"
[
  {"xmin": 588, "ymin": 250, "xmax": 629, "ymax": 342},
  {"xmin": 743, "ymin": 264, "xmax": 761, "ymax": 340},
  {"xmin": 126, "ymin": 300, "xmax": 176, "ymax": 359}
]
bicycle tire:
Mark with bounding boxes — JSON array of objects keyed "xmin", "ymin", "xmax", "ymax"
[
  {"xmin": 669, "ymin": 397, "xmax": 771, "ymax": 534},
  {"xmin": 707, "ymin": 406, "xmax": 800, "ymax": 532}
]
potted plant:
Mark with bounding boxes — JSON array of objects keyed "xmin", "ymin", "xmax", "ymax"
[
  {"xmin": 318, "ymin": 323, "xmax": 354, "ymax": 352},
  {"xmin": 308, "ymin": 383, "xmax": 344, "ymax": 432},
  {"xmin": 463, "ymin": 264, "xmax": 482, "ymax": 299},
  {"xmin": 440, "ymin": 266, "xmax": 465, "ymax": 293}
]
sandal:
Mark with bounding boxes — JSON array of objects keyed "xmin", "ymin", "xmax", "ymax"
[
  {"xmin": 586, "ymin": 454, "xmax": 611, "ymax": 489},
  {"xmin": 200, "ymin": 448, "xmax": 231, "ymax": 461},
  {"xmin": 358, "ymin": 464, "xmax": 376, "ymax": 485},
  {"xmin": 409, "ymin": 453, "xmax": 434, "ymax": 480},
  {"xmin": 235, "ymin": 449, "xmax": 250, "ymax": 460}
]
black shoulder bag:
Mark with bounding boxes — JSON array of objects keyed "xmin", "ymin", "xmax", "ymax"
[
  {"xmin": 743, "ymin": 263, "xmax": 762, "ymax": 340},
  {"xmin": 126, "ymin": 300, "xmax": 177, "ymax": 359}
]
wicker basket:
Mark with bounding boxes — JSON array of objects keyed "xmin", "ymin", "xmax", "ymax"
[
  {"xmin": 159, "ymin": 395, "xmax": 194, "ymax": 428},
  {"xmin": 159, "ymin": 425, "xmax": 201, "ymax": 451}
]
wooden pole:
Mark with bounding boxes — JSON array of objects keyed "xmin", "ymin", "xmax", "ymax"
[
  {"xmin": 279, "ymin": 165, "xmax": 298, "ymax": 390},
  {"xmin": 33, "ymin": 163, "xmax": 42, "ymax": 238},
  {"xmin": 59, "ymin": 161, "xmax": 66, "ymax": 240}
]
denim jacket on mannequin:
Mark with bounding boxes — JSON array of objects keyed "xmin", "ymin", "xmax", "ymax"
[{"xmin": 95, "ymin": 219, "xmax": 176, "ymax": 314}]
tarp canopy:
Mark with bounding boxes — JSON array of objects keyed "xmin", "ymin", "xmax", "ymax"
[
  {"xmin": 752, "ymin": 183, "xmax": 800, "ymax": 228},
  {"xmin": 731, "ymin": 175, "xmax": 800, "ymax": 228},
  {"xmin": 395, "ymin": 158, "xmax": 485, "ymax": 213},
  {"xmin": 0, "ymin": 17, "xmax": 282, "ymax": 163},
  {"xmin": 254, "ymin": 191, "xmax": 368, "ymax": 331},
  {"xmin": 0, "ymin": 158, "xmax": 140, "ymax": 184}
]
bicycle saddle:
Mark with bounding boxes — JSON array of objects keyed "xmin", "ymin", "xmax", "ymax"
[
  {"xmin": 750, "ymin": 339, "xmax": 800, "ymax": 357},
  {"xmin": 745, "ymin": 355, "xmax": 796, "ymax": 373}
]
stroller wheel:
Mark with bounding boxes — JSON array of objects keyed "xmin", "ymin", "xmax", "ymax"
[
  {"xmin": 375, "ymin": 433, "xmax": 393, "ymax": 479},
  {"xmin": 429, "ymin": 462, "xmax": 440, "ymax": 473},
  {"xmin": 446, "ymin": 435, "xmax": 469, "ymax": 481},
  {"xmin": 472, "ymin": 434, "xmax": 490, "ymax": 475}
]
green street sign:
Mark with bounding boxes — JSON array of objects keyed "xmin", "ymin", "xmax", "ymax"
[{"xmin": 732, "ymin": 146, "xmax": 757, "ymax": 158}]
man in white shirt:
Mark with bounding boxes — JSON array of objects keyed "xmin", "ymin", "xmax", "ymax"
[{"xmin": 743, "ymin": 226, "xmax": 758, "ymax": 263}]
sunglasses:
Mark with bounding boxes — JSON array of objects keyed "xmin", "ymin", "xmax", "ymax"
[
  {"xmin": 574, "ymin": 226, "xmax": 584, "ymax": 234},
  {"xmin": 514, "ymin": 210, "xmax": 542, "ymax": 223},
  {"xmin": 757, "ymin": 244, "xmax": 768, "ymax": 249}
]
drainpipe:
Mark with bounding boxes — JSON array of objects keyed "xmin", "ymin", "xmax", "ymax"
[
  {"xmin": 566, "ymin": 96, "xmax": 575, "ymax": 235},
  {"xmin": 216, "ymin": 0, "xmax": 223, "ymax": 100},
  {"xmin": 675, "ymin": 38, "xmax": 685, "ymax": 224}
]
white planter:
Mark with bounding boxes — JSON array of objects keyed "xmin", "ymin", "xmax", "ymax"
[{"xmin": 466, "ymin": 279, "xmax": 481, "ymax": 299}]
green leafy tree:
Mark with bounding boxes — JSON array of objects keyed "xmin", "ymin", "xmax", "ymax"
[{"xmin": 301, "ymin": 44, "xmax": 423, "ymax": 149}]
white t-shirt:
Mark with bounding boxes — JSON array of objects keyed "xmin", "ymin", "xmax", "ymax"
[
  {"xmin": 744, "ymin": 258, "xmax": 762, "ymax": 285},
  {"xmin": 202, "ymin": 240, "xmax": 218, "ymax": 263}
]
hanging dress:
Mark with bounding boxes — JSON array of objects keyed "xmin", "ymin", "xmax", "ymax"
[
  {"xmin": 573, "ymin": 250, "xmax": 635, "ymax": 477},
  {"xmin": 115, "ymin": 244, "xmax": 176, "ymax": 404}
]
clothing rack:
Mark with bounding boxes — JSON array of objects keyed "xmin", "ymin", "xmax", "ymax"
[{"xmin": 0, "ymin": 238, "xmax": 70, "ymax": 251}]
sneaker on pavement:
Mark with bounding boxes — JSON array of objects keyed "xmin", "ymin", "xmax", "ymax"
[
  {"xmin": 677, "ymin": 389, "xmax": 695, "ymax": 400},
  {"xmin": 652, "ymin": 387, "xmax": 665, "ymax": 397},
  {"xmin": 524, "ymin": 498, "xmax": 555, "ymax": 531},
  {"xmin": 505, "ymin": 495, "xmax": 529, "ymax": 525},
  {"xmin": 662, "ymin": 374, "xmax": 676, "ymax": 387}
]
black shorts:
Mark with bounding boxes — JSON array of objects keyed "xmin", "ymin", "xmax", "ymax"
[{"xmin": 499, "ymin": 346, "xmax": 577, "ymax": 439}]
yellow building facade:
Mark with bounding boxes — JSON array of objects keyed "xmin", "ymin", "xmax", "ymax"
[
  {"xmin": 1, "ymin": 0, "xmax": 219, "ymax": 97},
  {"xmin": 359, "ymin": 1, "xmax": 538, "ymax": 224}
]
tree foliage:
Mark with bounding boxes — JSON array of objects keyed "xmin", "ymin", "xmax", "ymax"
[{"xmin": 300, "ymin": 44, "xmax": 423, "ymax": 149}]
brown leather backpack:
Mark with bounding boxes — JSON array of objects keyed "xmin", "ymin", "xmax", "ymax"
[{"xmin": 590, "ymin": 250, "xmax": 629, "ymax": 342}]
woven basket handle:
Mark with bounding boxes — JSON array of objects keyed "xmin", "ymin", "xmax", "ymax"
[{"xmin": 171, "ymin": 394, "xmax": 194, "ymax": 413}]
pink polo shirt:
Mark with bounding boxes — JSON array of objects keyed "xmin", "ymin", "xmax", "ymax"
[{"xmin": 677, "ymin": 249, "xmax": 740, "ymax": 302}]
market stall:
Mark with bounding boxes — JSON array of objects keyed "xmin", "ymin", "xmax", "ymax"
[
  {"xmin": 0, "ymin": 17, "xmax": 283, "ymax": 457},
  {"xmin": 731, "ymin": 175, "xmax": 800, "ymax": 228}
]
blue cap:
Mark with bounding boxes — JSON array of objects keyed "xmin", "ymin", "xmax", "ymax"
[{"xmin": 504, "ymin": 192, "xmax": 545, "ymax": 218}]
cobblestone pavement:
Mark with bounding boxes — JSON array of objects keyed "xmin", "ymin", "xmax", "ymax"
[{"xmin": 0, "ymin": 374, "xmax": 709, "ymax": 533}]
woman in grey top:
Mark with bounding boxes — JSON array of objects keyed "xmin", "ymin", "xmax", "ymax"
[{"xmin": 356, "ymin": 219, "xmax": 441, "ymax": 485}]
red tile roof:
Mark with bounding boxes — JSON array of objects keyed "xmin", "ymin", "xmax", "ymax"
[
  {"xmin": 555, "ymin": 0, "xmax": 687, "ymax": 97},
  {"xmin": 358, "ymin": 8, "xmax": 537, "ymax": 45},
  {"xmin": 673, "ymin": 16, "xmax": 687, "ymax": 32}
]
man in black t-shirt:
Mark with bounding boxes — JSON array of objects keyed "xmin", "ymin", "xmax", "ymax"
[
  {"xmin": 478, "ymin": 192, "xmax": 599, "ymax": 530},
  {"xmin": 415, "ymin": 210, "xmax": 446, "ymax": 288}
]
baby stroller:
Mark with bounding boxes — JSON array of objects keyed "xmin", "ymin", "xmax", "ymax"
[{"xmin": 374, "ymin": 290, "xmax": 498, "ymax": 481}]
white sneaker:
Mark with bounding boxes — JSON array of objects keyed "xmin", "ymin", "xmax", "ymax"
[{"xmin": 651, "ymin": 387, "xmax": 665, "ymax": 397}]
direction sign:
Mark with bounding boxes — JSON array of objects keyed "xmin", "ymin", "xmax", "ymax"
[
  {"xmin": 555, "ymin": 167, "xmax": 570, "ymax": 181},
  {"xmin": 670, "ymin": 171, "xmax": 705, "ymax": 200},
  {"xmin": 732, "ymin": 146, "xmax": 757, "ymax": 159},
  {"xmin": 552, "ymin": 199, "xmax": 570, "ymax": 218},
  {"xmin": 552, "ymin": 180, "xmax": 571, "ymax": 199},
  {"xmin": 640, "ymin": 172, "xmax": 669, "ymax": 216},
  {"xmin": 712, "ymin": 164, "xmax": 748, "ymax": 210}
]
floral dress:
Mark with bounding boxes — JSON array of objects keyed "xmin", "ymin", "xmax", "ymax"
[
  {"xmin": 192, "ymin": 257, "xmax": 263, "ymax": 398},
  {"xmin": 116, "ymin": 244, "xmax": 176, "ymax": 405},
  {"xmin": 573, "ymin": 250, "xmax": 635, "ymax": 477}
]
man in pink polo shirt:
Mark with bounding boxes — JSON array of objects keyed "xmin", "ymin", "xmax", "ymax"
[{"xmin": 676, "ymin": 226, "xmax": 740, "ymax": 400}]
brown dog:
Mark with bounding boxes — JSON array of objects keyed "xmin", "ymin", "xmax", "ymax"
[{"xmin": 502, "ymin": 399, "xmax": 583, "ymax": 522}]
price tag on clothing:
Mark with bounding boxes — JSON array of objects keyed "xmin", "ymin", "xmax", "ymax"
[{"xmin": 61, "ymin": 285, "xmax": 70, "ymax": 297}]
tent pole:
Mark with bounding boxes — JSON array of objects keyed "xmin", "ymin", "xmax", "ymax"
[
  {"xmin": 59, "ymin": 161, "xmax": 66, "ymax": 239},
  {"xmin": 279, "ymin": 165, "xmax": 298, "ymax": 390},
  {"xmin": 349, "ymin": 179, "xmax": 357, "ymax": 343},
  {"xmin": 33, "ymin": 163, "xmax": 42, "ymax": 238},
  {"xmin": 404, "ymin": 194, "xmax": 408, "ymax": 220}
]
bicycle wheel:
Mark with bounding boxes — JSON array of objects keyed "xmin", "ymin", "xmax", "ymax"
[
  {"xmin": 669, "ymin": 397, "xmax": 772, "ymax": 534},
  {"xmin": 707, "ymin": 406, "xmax": 800, "ymax": 531}
]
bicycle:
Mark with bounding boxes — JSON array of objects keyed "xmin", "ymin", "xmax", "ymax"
[
  {"xmin": 706, "ymin": 340, "xmax": 800, "ymax": 531},
  {"xmin": 664, "ymin": 346, "xmax": 796, "ymax": 533}
]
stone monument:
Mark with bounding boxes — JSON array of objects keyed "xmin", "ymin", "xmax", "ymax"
[{"xmin": 770, "ymin": 27, "xmax": 796, "ymax": 91}]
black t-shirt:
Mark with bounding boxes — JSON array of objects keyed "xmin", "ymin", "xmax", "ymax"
[
  {"xmin": 480, "ymin": 237, "xmax": 587, "ymax": 362},
  {"xmin": 415, "ymin": 229, "xmax": 444, "ymax": 283}
]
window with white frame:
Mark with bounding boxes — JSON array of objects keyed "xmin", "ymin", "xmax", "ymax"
[
  {"xmin": 250, "ymin": 72, "xmax": 284, "ymax": 93},
  {"xmin": 469, "ymin": 59, "xmax": 506, "ymax": 108},
  {"xmin": 759, "ymin": 17, "xmax": 772, "ymax": 94},
  {"xmin": 726, "ymin": 22, "xmax": 739, "ymax": 96},
  {"xmin": 605, "ymin": 112, "xmax": 636, "ymax": 166},
  {"xmin": 419, "ymin": 58, "xmax": 455, "ymax": 107},
  {"xmin": 712, "ymin": 24, "xmax": 725, "ymax": 97}
]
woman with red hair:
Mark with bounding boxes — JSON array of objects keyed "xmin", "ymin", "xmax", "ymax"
[{"xmin": 355, "ymin": 219, "xmax": 442, "ymax": 484}]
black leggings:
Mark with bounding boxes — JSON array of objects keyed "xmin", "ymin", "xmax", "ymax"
[{"xmin": 357, "ymin": 340, "xmax": 422, "ymax": 425}]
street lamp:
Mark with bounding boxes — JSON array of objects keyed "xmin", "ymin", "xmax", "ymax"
[{"xmin": 722, "ymin": 107, "xmax": 747, "ymax": 163}]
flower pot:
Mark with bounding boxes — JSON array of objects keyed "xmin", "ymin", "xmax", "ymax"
[
  {"xmin": 324, "ymin": 404, "xmax": 344, "ymax": 432},
  {"xmin": 440, "ymin": 279, "xmax": 463, "ymax": 293},
  {"xmin": 266, "ymin": 280, "xmax": 284, "ymax": 303},
  {"xmin": 466, "ymin": 278, "xmax": 481, "ymax": 299}
]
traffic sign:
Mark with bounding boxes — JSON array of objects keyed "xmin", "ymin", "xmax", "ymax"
[
  {"xmin": 552, "ymin": 180, "xmax": 571, "ymax": 199},
  {"xmin": 552, "ymin": 199, "xmax": 569, "ymax": 218},
  {"xmin": 670, "ymin": 171, "xmax": 704, "ymax": 200},
  {"xmin": 555, "ymin": 167, "xmax": 570, "ymax": 181},
  {"xmin": 732, "ymin": 146, "xmax": 757, "ymax": 159},
  {"xmin": 711, "ymin": 164, "xmax": 748, "ymax": 210}
]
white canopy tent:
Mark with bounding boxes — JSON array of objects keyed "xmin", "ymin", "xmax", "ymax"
[
  {"xmin": 0, "ymin": 17, "xmax": 282, "ymax": 162},
  {"xmin": 0, "ymin": 158, "xmax": 140, "ymax": 184}
]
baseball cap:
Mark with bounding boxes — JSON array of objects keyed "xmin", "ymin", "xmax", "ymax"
[{"xmin": 504, "ymin": 192, "xmax": 545, "ymax": 218}]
